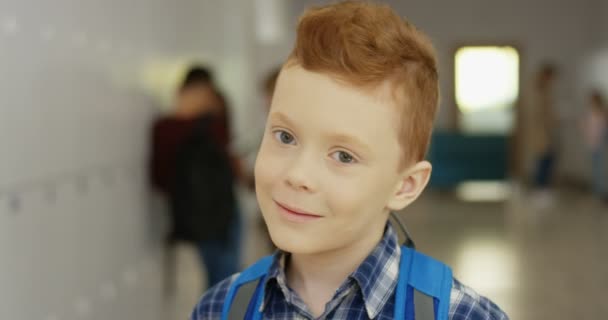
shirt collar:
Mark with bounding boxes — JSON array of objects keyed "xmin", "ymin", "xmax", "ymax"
[
  {"xmin": 349, "ymin": 223, "xmax": 401, "ymax": 318},
  {"xmin": 261, "ymin": 223, "xmax": 401, "ymax": 319}
]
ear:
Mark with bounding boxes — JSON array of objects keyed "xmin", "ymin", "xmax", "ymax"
[{"xmin": 386, "ymin": 161, "xmax": 432, "ymax": 211}]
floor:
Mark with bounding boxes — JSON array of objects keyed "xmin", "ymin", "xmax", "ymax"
[{"xmin": 166, "ymin": 186, "xmax": 608, "ymax": 320}]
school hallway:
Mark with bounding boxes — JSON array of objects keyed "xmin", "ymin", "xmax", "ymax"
[
  {"xmin": 166, "ymin": 187, "xmax": 608, "ymax": 320},
  {"xmin": 2, "ymin": 0, "xmax": 608, "ymax": 319}
]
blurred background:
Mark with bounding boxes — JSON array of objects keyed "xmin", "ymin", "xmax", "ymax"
[{"xmin": 0, "ymin": 0, "xmax": 607, "ymax": 319}]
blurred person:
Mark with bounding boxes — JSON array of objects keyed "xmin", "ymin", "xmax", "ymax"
[
  {"xmin": 150, "ymin": 66, "xmax": 239, "ymax": 289},
  {"xmin": 191, "ymin": 2, "xmax": 508, "ymax": 320},
  {"xmin": 582, "ymin": 90, "xmax": 608, "ymax": 202},
  {"xmin": 209, "ymin": 85, "xmax": 247, "ymax": 269},
  {"xmin": 530, "ymin": 63, "xmax": 559, "ymax": 208}
]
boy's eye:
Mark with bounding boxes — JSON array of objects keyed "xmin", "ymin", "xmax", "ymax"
[
  {"xmin": 273, "ymin": 130, "xmax": 296, "ymax": 145},
  {"xmin": 331, "ymin": 151, "xmax": 356, "ymax": 164}
]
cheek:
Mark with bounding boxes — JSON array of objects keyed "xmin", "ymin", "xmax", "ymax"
[
  {"xmin": 325, "ymin": 181, "xmax": 365, "ymax": 214},
  {"xmin": 254, "ymin": 138, "xmax": 282, "ymax": 190},
  {"xmin": 326, "ymin": 169, "xmax": 395, "ymax": 218}
]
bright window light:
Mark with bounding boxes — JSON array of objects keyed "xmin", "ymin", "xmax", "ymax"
[{"xmin": 455, "ymin": 46, "xmax": 519, "ymax": 113}]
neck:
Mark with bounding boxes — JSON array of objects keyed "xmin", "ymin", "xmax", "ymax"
[{"xmin": 286, "ymin": 222, "xmax": 386, "ymax": 317}]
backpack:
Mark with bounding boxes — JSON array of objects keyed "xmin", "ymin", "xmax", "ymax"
[
  {"xmin": 221, "ymin": 245, "xmax": 453, "ymax": 320},
  {"xmin": 170, "ymin": 115, "xmax": 236, "ymax": 243}
]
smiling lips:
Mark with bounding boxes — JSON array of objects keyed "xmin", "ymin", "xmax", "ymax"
[{"xmin": 274, "ymin": 200, "xmax": 322, "ymax": 222}]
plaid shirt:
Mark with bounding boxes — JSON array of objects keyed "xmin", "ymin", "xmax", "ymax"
[{"xmin": 191, "ymin": 224, "xmax": 509, "ymax": 319}]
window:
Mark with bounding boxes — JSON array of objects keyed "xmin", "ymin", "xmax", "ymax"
[{"xmin": 455, "ymin": 46, "xmax": 519, "ymax": 134}]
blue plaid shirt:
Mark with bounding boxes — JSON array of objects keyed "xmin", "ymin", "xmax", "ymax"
[{"xmin": 191, "ymin": 225, "xmax": 509, "ymax": 319}]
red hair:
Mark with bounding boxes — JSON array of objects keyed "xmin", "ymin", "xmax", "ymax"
[{"xmin": 285, "ymin": 1, "xmax": 439, "ymax": 165}]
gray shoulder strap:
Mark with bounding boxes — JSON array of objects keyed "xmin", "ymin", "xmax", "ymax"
[
  {"xmin": 228, "ymin": 280, "xmax": 261, "ymax": 320},
  {"xmin": 414, "ymin": 289, "xmax": 435, "ymax": 320}
]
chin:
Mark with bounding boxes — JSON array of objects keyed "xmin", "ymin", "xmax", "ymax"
[{"xmin": 267, "ymin": 225, "xmax": 324, "ymax": 254}]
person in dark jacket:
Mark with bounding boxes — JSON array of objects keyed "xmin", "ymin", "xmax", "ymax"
[{"xmin": 150, "ymin": 66, "xmax": 239, "ymax": 289}]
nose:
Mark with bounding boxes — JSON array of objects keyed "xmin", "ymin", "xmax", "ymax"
[{"xmin": 284, "ymin": 150, "xmax": 317, "ymax": 193}]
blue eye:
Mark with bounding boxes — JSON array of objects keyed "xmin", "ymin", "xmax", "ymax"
[
  {"xmin": 273, "ymin": 130, "xmax": 296, "ymax": 145},
  {"xmin": 332, "ymin": 151, "xmax": 356, "ymax": 164}
]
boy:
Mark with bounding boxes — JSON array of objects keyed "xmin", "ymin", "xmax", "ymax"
[{"xmin": 191, "ymin": 1, "xmax": 509, "ymax": 319}]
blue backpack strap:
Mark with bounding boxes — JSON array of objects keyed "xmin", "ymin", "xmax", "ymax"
[
  {"xmin": 394, "ymin": 246, "xmax": 453, "ymax": 319},
  {"xmin": 409, "ymin": 249, "xmax": 453, "ymax": 319},
  {"xmin": 394, "ymin": 246, "xmax": 414, "ymax": 319},
  {"xmin": 221, "ymin": 256, "xmax": 274, "ymax": 320}
]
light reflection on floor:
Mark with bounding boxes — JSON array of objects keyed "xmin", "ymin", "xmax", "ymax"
[{"xmin": 404, "ymin": 188, "xmax": 608, "ymax": 319}]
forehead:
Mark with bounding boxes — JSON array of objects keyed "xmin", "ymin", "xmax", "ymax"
[{"xmin": 271, "ymin": 66, "xmax": 402, "ymax": 153}]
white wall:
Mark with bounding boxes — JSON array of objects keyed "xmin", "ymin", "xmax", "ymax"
[{"xmin": 0, "ymin": 1, "xmax": 250, "ymax": 319}]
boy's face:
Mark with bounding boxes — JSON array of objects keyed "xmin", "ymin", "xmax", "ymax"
[{"xmin": 255, "ymin": 65, "xmax": 421, "ymax": 255}]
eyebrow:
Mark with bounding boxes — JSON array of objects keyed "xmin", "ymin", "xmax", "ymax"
[{"xmin": 268, "ymin": 112, "xmax": 297, "ymax": 129}]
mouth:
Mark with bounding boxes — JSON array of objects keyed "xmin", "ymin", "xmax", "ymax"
[{"xmin": 273, "ymin": 200, "xmax": 323, "ymax": 222}]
